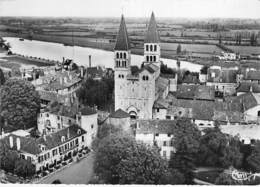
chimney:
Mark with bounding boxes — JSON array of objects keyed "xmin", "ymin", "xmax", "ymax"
[
  {"xmin": 67, "ymin": 128, "xmax": 70, "ymax": 139},
  {"xmin": 9, "ymin": 136, "xmax": 13, "ymax": 148},
  {"xmin": 80, "ymin": 67, "xmax": 84, "ymax": 78},
  {"xmin": 89, "ymin": 55, "xmax": 92, "ymax": 67},
  {"xmin": 16, "ymin": 137, "xmax": 21, "ymax": 151}
]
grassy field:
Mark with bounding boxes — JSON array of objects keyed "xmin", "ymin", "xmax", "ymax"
[{"xmin": 227, "ymin": 45, "xmax": 260, "ymax": 55}]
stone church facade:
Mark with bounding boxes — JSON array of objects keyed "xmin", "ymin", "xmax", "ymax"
[{"xmin": 114, "ymin": 12, "xmax": 177, "ymax": 119}]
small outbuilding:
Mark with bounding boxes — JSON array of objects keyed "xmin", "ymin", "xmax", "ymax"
[{"xmin": 107, "ymin": 109, "xmax": 131, "ymax": 132}]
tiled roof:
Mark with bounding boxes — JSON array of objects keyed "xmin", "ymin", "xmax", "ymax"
[
  {"xmin": 144, "ymin": 12, "xmax": 160, "ymax": 43},
  {"xmin": 237, "ymin": 82, "xmax": 260, "ymax": 93},
  {"xmin": 38, "ymin": 90, "xmax": 68, "ymax": 103},
  {"xmin": 176, "ymin": 85, "xmax": 215, "ymax": 101},
  {"xmin": 109, "ymin": 109, "xmax": 130, "ymax": 118},
  {"xmin": 114, "ymin": 15, "xmax": 131, "ymax": 51},
  {"xmin": 80, "ymin": 106, "xmax": 97, "ymax": 116},
  {"xmin": 182, "ymin": 74, "xmax": 199, "ymax": 84},
  {"xmin": 1, "ymin": 125, "xmax": 86, "ymax": 155},
  {"xmin": 244, "ymin": 71, "xmax": 260, "ymax": 81},
  {"xmin": 213, "ymin": 111, "xmax": 244, "ymax": 123},
  {"xmin": 41, "ymin": 71, "xmax": 81, "ymax": 91},
  {"xmin": 136, "ymin": 119, "xmax": 178, "ymax": 134},
  {"xmin": 226, "ymin": 93, "xmax": 258, "ymax": 112},
  {"xmin": 167, "ymin": 98, "xmax": 215, "ymax": 121},
  {"xmin": 153, "ymin": 98, "xmax": 169, "ymax": 109}
]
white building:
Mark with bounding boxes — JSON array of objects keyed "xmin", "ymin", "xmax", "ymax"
[
  {"xmin": 1, "ymin": 125, "xmax": 88, "ymax": 172},
  {"xmin": 38, "ymin": 104, "xmax": 98, "ymax": 148},
  {"xmin": 114, "ymin": 13, "xmax": 177, "ymax": 120},
  {"xmin": 135, "ymin": 119, "xmax": 180, "ymax": 160}
]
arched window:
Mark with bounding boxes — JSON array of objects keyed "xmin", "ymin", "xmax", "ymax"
[
  {"xmin": 61, "ymin": 136, "xmax": 65, "ymax": 142},
  {"xmin": 258, "ymin": 111, "xmax": 260, "ymax": 116},
  {"xmin": 153, "ymin": 56, "xmax": 156, "ymax": 62},
  {"xmin": 150, "ymin": 45, "xmax": 153, "ymax": 52},
  {"xmin": 116, "ymin": 52, "xmax": 119, "ymax": 58},
  {"xmin": 77, "ymin": 129, "xmax": 81, "ymax": 135},
  {"xmin": 150, "ymin": 56, "xmax": 153, "ymax": 62},
  {"xmin": 123, "ymin": 53, "xmax": 126, "ymax": 59},
  {"xmin": 146, "ymin": 45, "xmax": 149, "ymax": 51},
  {"xmin": 120, "ymin": 53, "xmax": 122, "ymax": 58},
  {"xmin": 118, "ymin": 74, "xmax": 121, "ymax": 78},
  {"xmin": 143, "ymin": 76, "xmax": 146, "ymax": 80},
  {"xmin": 146, "ymin": 56, "xmax": 149, "ymax": 62},
  {"xmin": 154, "ymin": 45, "xmax": 157, "ymax": 51},
  {"xmin": 146, "ymin": 76, "xmax": 149, "ymax": 81}
]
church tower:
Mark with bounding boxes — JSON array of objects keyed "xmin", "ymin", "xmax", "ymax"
[
  {"xmin": 114, "ymin": 15, "xmax": 131, "ymax": 111},
  {"xmin": 144, "ymin": 12, "xmax": 161, "ymax": 69}
]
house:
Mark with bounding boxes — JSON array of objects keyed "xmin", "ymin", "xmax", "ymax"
[
  {"xmin": 236, "ymin": 82, "xmax": 260, "ymax": 96},
  {"xmin": 32, "ymin": 70, "xmax": 82, "ymax": 107},
  {"xmin": 106, "ymin": 109, "xmax": 131, "ymax": 132},
  {"xmin": 217, "ymin": 52, "xmax": 237, "ymax": 61},
  {"xmin": 38, "ymin": 103, "xmax": 98, "ymax": 148},
  {"xmin": 1, "ymin": 125, "xmax": 88, "ymax": 172},
  {"xmin": 136, "ymin": 119, "xmax": 179, "ymax": 160},
  {"xmin": 206, "ymin": 67, "xmax": 238, "ymax": 97},
  {"xmin": 176, "ymin": 85, "xmax": 215, "ymax": 101}
]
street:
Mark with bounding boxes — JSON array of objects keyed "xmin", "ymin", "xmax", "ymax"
[{"xmin": 39, "ymin": 152, "xmax": 95, "ymax": 184}]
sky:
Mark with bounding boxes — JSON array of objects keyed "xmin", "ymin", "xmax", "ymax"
[{"xmin": 0, "ymin": 0, "xmax": 259, "ymax": 19}]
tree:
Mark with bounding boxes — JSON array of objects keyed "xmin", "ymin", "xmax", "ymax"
[
  {"xmin": 0, "ymin": 68, "xmax": 5, "ymax": 86},
  {"xmin": 77, "ymin": 77, "xmax": 114, "ymax": 110},
  {"xmin": 169, "ymin": 119, "xmax": 201, "ymax": 184},
  {"xmin": 215, "ymin": 171, "xmax": 243, "ymax": 185},
  {"xmin": 94, "ymin": 132, "xmax": 176, "ymax": 184},
  {"xmin": 200, "ymin": 66, "xmax": 209, "ymax": 75},
  {"xmin": 247, "ymin": 141, "xmax": 260, "ymax": 172},
  {"xmin": 14, "ymin": 159, "xmax": 35, "ymax": 178},
  {"xmin": 177, "ymin": 44, "xmax": 182, "ymax": 55},
  {"xmin": 0, "ymin": 141, "xmax": 19, "ymax": 173},
  {"xmin": 198, "ymin": 127, "xmax": 242, "ymax": 168},
  {"xmin": 0, "ymin": 79, "xmax": 40, "ymax": 130}
]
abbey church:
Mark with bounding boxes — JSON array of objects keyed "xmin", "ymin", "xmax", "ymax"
[{"xmin": 114, "ymin": 12, "xmax": 177, "ymax": 119}]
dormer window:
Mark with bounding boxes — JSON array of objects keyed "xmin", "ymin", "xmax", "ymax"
[
  {"xmin": 77, "ymin": 129, "xmax": 81, "ymax": 135},
  {"xmin": 61, "ymin": 136, "xmax": 65, "ymax": 142}
]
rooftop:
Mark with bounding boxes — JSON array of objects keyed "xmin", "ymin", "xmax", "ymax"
[
  {"xmin": 114, "ymin": 15, "xmax": 131, "ymax": 51},
  {"xmin": 1, "ymin": 125, "xmax": 86, "ymax": 155},
  {"xmin": 144, "ymin": 12, "xmax": 160, "ymax": 43},
  {"xmin": 109, "ymin": 109, "xmax": 130, "ymax": 118}
]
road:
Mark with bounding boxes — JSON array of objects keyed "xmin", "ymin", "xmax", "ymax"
[{"xmin": 39, "ymin": 152, "xmax": 95, "ymax": 184}]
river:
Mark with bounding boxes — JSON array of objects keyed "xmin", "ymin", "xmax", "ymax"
[{"xmin": 3, "ymin": 37, "xmax": 202, "ymax": 72}]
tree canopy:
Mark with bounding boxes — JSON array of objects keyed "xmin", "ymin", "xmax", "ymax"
[
  {"xmin": 77, "ymin": 77, "xmax": 114, "ymax": 111},
  {"xmin": 247, "ymin": 141, "xmax": 260, "ymax": 172},
  {"xmin": 169, "ymin": 119, "xmax": 201, "ymax": 184},
  {"xmin": 198, "ymin": 127, "xmax": 242, "ymax": 168},
  {"xmin": 0, "ymin": 78, "xmax": 40, "ymax": 131}
]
